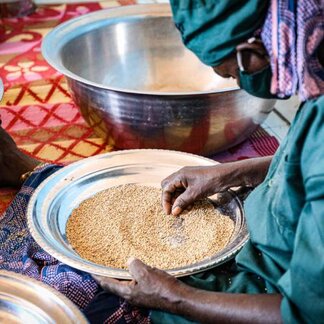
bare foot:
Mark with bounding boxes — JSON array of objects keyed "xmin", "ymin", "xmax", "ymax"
[{"xmin": 0, "ymin": 127, "xmax": 40, "ymax": 188}]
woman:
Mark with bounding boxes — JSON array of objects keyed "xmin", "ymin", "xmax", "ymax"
[{"xmin": 92, "ymin": 0, "xmax": 324, "ymax": 323}]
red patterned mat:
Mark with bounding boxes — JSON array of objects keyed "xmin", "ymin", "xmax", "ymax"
[{"xmin": 0, "ymin": 1, "xmax": 279, "ymax": 214}]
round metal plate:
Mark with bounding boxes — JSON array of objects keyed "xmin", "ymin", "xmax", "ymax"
[
  {"xmin": 0, "ymin": 270, "xmax": 88, "ymax": 324},
  {"xmin": 27, "ymin": 149, "xmax": 248, "ymax": 279}
]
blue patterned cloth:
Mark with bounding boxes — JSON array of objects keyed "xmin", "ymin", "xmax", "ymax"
[
  {"xmin": 0, "ymin": 164, "xmax": 98, "ymax": 309},
  {"xmin": 0, "ymin": 164, "xmax": 151, "ymax": 323}
]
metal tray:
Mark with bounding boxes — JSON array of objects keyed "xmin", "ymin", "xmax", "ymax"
[
  {"xmin": 27, "ymin": 149, "xmax": 248, "ymax": 279},
  {"xmin": 0, "ymin": 270, "xmax": 88, "ymax": 324}
]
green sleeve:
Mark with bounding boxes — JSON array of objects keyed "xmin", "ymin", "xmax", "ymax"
[
  {"xmin": 278, "ymin": 175, "xmax": 324, "ymax": 323},
  {"xmin": 279, "ymin": 96, "xmax": 324, "ymax": 323}
]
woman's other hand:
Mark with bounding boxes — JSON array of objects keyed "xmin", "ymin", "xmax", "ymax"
[
  {"xmin": 93, "ymin": 258, "xmax": 186, "ymax": 311},
  {"xmin": 93, "ymin": 257, "xmax": 282, "ymax": 324}
]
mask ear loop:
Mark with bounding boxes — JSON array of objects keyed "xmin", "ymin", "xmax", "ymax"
[
  {"xmin": 237, "ymin": 37, "xmax": 270, "ymax": 74},
  {"xmin": 237, "ymin": 37, "xmax": 257, "ymax": 72},
  {"xmin": 236, "ymin": 50, "xmax": 246, "ymax": 72}
]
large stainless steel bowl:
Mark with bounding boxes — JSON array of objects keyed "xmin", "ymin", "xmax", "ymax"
[{"xmin": 42, "ymin": 4, "xmax": 275, "ymax": 156}]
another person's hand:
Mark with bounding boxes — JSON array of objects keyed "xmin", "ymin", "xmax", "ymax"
[{"xmin": 93, "ymin": 258, "xmax": 186, "ymax": 311}]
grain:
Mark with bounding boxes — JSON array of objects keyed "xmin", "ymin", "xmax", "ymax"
[{"xmin": 66, "ymin": 184, "xmax": 234, "ymax": 270}]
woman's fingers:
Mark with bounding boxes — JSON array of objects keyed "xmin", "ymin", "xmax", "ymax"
[
  {"xmin": 95, "ymin": 259, "xmax": 181, "ymax": 309},
  {"xmin": 127, "ymin": 257, "xmax": 151, "ymax": 282},
  {"xmin": 161, "ymin": 174, "xmax": 200, "ymax": 216},
  {"xmin": 161, "ymin": 189, "xmax": 173, "ymax": 215},
  {"xmin": 92, "ymin": 275, "xmax": 133, "ymax": 298},
  {"xmin": 171, "ymin": 189, "xmax": 196, "ymax": 216},
  {"xmin": 161, "ymin": 179, "xmax": 185, "ymax": 214}
]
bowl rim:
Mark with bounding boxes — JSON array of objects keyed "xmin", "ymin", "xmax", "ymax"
[
  {"xmin": 0, "ymin": 78, "xmax": 3, "ymax": 102},
  {"xmin": 41, "ymin": 3, "xmax": 240, "ymax": 96},
  {"xmin": 0, "ymin": 270, "xmax": 88, "ymax": 323}
]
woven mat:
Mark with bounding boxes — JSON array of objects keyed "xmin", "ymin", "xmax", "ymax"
[{"xmin": 0, "ymin": 1, "xmax": 279, "ymax": 214}]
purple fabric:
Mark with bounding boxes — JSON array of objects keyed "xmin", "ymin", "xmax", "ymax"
[
  {"xmin": 261, "ymin": 0, "xmax": 324, "ymax": 101},
  {"xmin": 0, "ymin": 164, "xmax": 98, "ymax": 310},
  {"xmin": 0, "ymin": 164, "xmax": 151, "ymax": 323}
]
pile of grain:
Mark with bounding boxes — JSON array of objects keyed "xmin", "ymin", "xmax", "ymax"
[{"xmin": 66, "ymin": 184, "xmax": 234, "ymax": 270}]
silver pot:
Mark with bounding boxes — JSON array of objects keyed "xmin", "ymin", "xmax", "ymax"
[{"xmin": 42, "ymin": 4, "xmax": 275, "ymax": 156}]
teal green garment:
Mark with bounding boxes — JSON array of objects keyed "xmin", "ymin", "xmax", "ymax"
[
  {"xmin": 169, "ymin": 0, "xmax": 269, "ymax": 66},
  {"xmin": 151, "ymin": 261, "xmax": 273, "ymax": 324},
  {"xmin": 239, "ymin": 65, "xmax": 279, "ymax": 99},
  {"xmin": 240, "ymin": 95, "xmax": 324, "ymax": 323},
  {"xmin": 151, "ymin": 95, "xmax": 324, "ymax": 324}
]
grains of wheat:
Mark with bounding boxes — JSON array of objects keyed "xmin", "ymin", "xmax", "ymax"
[{"xmin": 66, "ymin": 184, "xmax": 234, "ymax": 270}]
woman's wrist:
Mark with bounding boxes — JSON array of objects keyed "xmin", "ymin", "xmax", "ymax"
[
  {"xmin": 163, "ymin": 283, "xmax": 282, "ymax": 324},
  {"xmin": 165, "ymin": 280, "xmax": 195, "ymax": 315},
  {"xmin": 213, "ymin": 156, "xmax": 273, "ymax": 190},
  {"xmin": 240, "ymin": 156, "xmax": 272, "ymax": 187}
]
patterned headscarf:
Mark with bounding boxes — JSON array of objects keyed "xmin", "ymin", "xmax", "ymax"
[
  {"xmin": 261, "ymin": 0, "xmax": 324, "ymax": 101},
  {"xmin": 170, "ymin": 0, "xmax": 269, "ymax": 67}
]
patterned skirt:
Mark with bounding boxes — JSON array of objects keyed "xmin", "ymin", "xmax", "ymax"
[{"xmin": 0, "ymin": 164, "xmax": 150, "ymax": 324}]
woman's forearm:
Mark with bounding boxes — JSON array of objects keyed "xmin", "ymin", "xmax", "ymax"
[
  {"xmin": 215, "ymin": 156, "xmax": 273, "ymax": 190},
  {"xmin": 169, "ymin": 284, "xmax": 282, "ymax": 324},
  {"xmin": 95, "ymin": 259, "xmax": 282, "ymax": 324},
  {"xmin": 161, "ymin": 156, "xmax": 273, "ymax": 215}
]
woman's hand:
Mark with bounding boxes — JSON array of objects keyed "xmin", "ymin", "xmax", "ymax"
[
  {"xmin": 161, "ymin": 165, "xmax": 229, "ymax": 216},
  {"xmin": 161, "ymin": 157, "xmax": 273, "ymax": 216},
  {"xmin": 93, "ymin": 258, "xmax": 186, "ymax": 311},
  {"xmin": 94, "ymin": 258, "xmax": 283, "ymax": 324}
]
